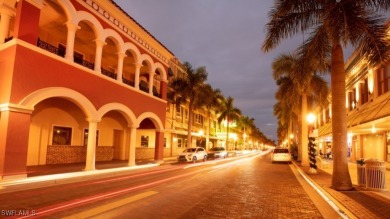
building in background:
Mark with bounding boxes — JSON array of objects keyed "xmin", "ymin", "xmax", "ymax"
[{"xmin": 315, "ymin": 22, "xmax": 390, "ymax": 169}]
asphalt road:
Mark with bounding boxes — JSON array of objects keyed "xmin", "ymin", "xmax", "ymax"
[{"xmin": 0, "ymin": 152, "xmax": 339, "ymax": 218}]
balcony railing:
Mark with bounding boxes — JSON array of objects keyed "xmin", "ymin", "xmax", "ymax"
[
  {"xmin": 36, "ymin": 39, "xmax": 162, "ymax": 99},
  {"xmin": 122, "ymin": 77, "xmax": 135, "ymax": 87},
  {"xmin": 101, "ymin": 68, "xmax": 117, "ymax": 80},
  {"xmin": 37, "ymin": 38, "xmax": 64, "ymax": 57}
]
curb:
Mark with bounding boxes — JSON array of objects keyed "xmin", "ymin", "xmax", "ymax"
[{"xmin": 292, "ymin": 162, "xmax": 357, "ymax": 219}]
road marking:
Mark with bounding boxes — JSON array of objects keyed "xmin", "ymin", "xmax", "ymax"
[{"xmin": 64, "ymin": 190, "xmax": 158, "ymax": 219}]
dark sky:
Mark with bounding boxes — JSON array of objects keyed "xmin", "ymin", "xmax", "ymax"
[{"xmin": 114, "ymin": 0, "xmax": 315, "ymax": 141}]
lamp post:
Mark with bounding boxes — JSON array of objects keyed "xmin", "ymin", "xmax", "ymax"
[
  {"xmin": 306, "ymin": 113, "xmax": 317, "ymax": 174},
  {"xmin": 198, "ymin": 130, "xmax": 204, "ymax": 148}
]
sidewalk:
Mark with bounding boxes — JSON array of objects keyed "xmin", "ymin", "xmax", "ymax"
[{"xmin": 295, "ymin": 160, "xmax": 390, "ymax": 219}]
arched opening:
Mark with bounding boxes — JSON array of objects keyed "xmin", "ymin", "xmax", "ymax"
[
  {"xmin": 101, "ymin": 37, "xmax": 119, "ymax": 80},
  {"xmin": 136, "ymin": 118, "xmax": 158, "ymax": 159},
  {"xmin": 153, "ymin": 68, "xmax": 162, "ymax": 98},
  {"xmin": 139, "ymin": 60, "xmax": 152, "ymax": 93},
  {"xmin": 37, "ymin": 0, "xmax": 68, "ymax": 57},
  {"xmin": 122, "ymin": 49, "xmax": 137, "ymax": 87},
  {"xmin": 74, "ymin": 21, "xmax": 96, "ymax": 70},
  {"xmin": 28, "ymin": 97, "xmax": 87, "ymax": 166},
  {"xmin": 98, "ymin": 111, "xmax": 129, "ymax": 161}
]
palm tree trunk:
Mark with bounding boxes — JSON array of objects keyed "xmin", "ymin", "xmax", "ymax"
[
  {"xmin": 206, "ymin": 112, "xmax": 211, "ymax": 149},
  {"xmin": 301, "ymin": 93, "xmax": 309, "ymax": 166},
  {"xmin": 297, "ymin": 111, "xmax": 302, "ymax": 161},
  {"xmin": 331, "ymin": 44, "xmax": 352, "ymax": 190}
]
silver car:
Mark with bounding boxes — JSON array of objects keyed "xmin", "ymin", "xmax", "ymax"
[{"xmin": 207, "ymin": 147, "xmax": 228, "ymax": 159}]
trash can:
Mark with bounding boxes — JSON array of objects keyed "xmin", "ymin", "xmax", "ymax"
[
  {"xmin": 364, "ymin": 158, "xmax": 387, "ymax": 191},
  {"xmin": 356, "ymin": 159, "xmax": 366, "ymax": 187}
]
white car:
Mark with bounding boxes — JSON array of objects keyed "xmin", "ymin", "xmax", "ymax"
[
  {"xmin": 271, "ymin": 148, "xmax": 292, "ymax": 163},
  {"xmin": 177, "ymin": 147, "xmax": 208, "ymax": 163}
]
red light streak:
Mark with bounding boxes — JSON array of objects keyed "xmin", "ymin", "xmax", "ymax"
[{"xmin": 13, "ymin": 167, "xmax": 206, "ymax": 219}]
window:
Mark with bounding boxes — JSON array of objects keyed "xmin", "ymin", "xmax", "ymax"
[
  {"xmin": 361, "ymin": 78, "xmax": 369, "ymax": 105},
  {"xmin": 325, "ymin": 108, "xmax": 330, "ymax": 123},
  {"xmin": 164, "ymin": 138, "xmax": 167, "ymax": 148},
  {"xmin": 178, "ymin": 138, "xmax": 183, "ymax": 148},
  {"xmin": 195, "ymin": 113, "xmax": 203, "ymax": 124},
  {"xmin": 377, "ymin": 66, "xmax": 390, "ymax": 96},
  {"xmin": 176, "ymin": 105, "xmax": 182, "ymax": 118},
  {"xmin": 348, "ymin": 89, "xmax": 356, "ymax": 110},
  {"xmin": 52, "ymin": 126, "xmax": 72, "ymax": 145},
  {"xmin": 83, "ymin": 129, "xmax": 99, "ymax": 146},
  {"xmin": 141, "ymin": 136, "xmax": 149, "ymax": 147},
  {"xmin": 185, "ymin": 109, "xmax": 189, "ymax": 121}
]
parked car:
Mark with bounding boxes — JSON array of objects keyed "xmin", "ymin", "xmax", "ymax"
[
  {"xmin": 207, "ymin": 147, "xmax": 228, "ymax": 159},
  {"xmin": 177, "ymin": 147, "xmax": 208, "ymax": 163},
  {"xmin": 271, "ymin": 148, "xmax": 292, "ymax": 163}
]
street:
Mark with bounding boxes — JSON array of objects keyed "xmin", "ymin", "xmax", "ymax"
[{"xmin": 0, "ymin": 152, "xmax": 339, "ymax": 218}]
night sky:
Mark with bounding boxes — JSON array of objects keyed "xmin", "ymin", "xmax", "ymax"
[{"xmin": 114, "ymin": 0, "xmax": 332, "ymax": 141}]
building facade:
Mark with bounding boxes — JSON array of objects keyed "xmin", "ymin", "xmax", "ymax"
[
  {"xmin": 0, "ymin": 0, "xmax": 175, "ymax": 179},
  {"xmin": 315, "ymin": 27, "xmax": 390, "ymax": 169}
]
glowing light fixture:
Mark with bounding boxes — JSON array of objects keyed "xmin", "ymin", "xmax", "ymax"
[{"xmin": 371, "ymin": 125, "xmax": 376, "ymax": 133}]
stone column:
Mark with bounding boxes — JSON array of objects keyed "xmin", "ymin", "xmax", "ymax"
[
  {"xmin": 128, "ymin": 127, "xmax": 136, "ymax": 166},
  {"xmin": 64, "ymin": 22, "xmax": 79, "ymax": 61},
  {"xmin": 84, "ymin": 118, "xmax": 99, "ymax": 171},
  {"xmin": 134, "ymin": 63, "xmax": 141, "ymax": 89},
  {"xmin": 116, "ymin": 52, "xmax": 126, "ymax": 83},
  {"xmin": 148, "ymin": 73, "xmax": 154, "ymax": 95},
  {"xmin": 94, "ymin": 39, "xmax": 106, "ymax": 73}
]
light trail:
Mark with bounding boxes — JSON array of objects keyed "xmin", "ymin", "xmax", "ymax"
[{"xmin": 13, "ymin": 166, "xmax": 209, "ymax": 218}]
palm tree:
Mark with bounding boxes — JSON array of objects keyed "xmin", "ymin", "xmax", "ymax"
[
  {"xmin": 272, "ymin": 53, "xmax": 329, "ymax": 166},
  {"xmin": 262, "ymin": 1, "xmax": 390, "ymax": 190},
  {"xmin": 198, "ymin": 84, "xmax": 224, "ymax": 148},
  {"xmin": 218, "ymin": 96, "xmax": 241, "ymax": 151},
  {"xmin": 238, "ymin": 116, "xmax": 255, "ymax": 149},
  {"xmin": 169, "ymin": 61, "xmax": 208, "ymax": 147},
  {"xmin": 274, "ymin": 76, "xmax": 301, "ymax": 147}
]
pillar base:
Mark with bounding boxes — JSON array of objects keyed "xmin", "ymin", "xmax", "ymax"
[
  {"xmin": 308, "ymin": 168, "xmax": 318, "ymax": 174},
  {"xmin": 1, "ymin": 173, "xmax": 28, "ymax": 180}
]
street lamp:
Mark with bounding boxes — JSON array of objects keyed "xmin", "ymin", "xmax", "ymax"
[{"xmin": 198, "ymin": 130, "xmax": 204, "ymax": 148}]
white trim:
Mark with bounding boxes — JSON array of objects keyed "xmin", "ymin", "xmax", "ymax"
[{"xmin": 0, "ymin": 103, "xmax": 33, "ymax": 114}]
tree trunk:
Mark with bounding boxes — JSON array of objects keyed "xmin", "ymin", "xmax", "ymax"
[
  {"xmin": 297, "ymin": 111, "xmax": 302, "ymax": 161},
  {"xmin": 226, "ymin": 116, "xmax": 230, "ymax": 151},
  {"xmin": 331, "ymin": 44, "xmax": 352, "ymax": 190},
  {"xmin": 206, "ymin": 111, "xmax": 211, "ymax": 149},
  {"xmin": 301, "ymin": 93, "xmax": 309, "ymax": 166}
]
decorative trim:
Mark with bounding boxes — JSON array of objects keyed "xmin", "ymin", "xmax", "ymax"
[
  {"xmin": 80, "ymin": 0, "xmax": 169, "ymax": 65},
  {"xmin": 0, "ymin": 103, "xmax": 33, "ymax": 114}
]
